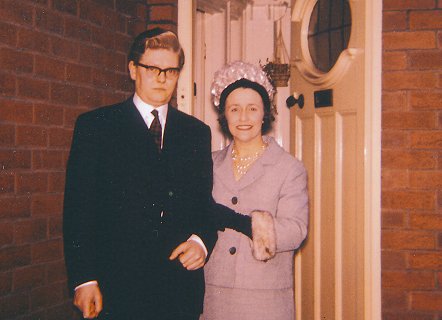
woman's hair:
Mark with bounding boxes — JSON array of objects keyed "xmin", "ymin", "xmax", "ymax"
[
  {"xmin": 217, "ymin": 78, "xmax": 275, "ymax": 137},
  {"xmin": 128, "ymin": 28, "xmax": 185, "ymax": 68}
]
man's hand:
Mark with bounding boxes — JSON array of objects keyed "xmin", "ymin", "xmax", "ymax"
[
  {"xmin": 169, "ymin": 240, "xmax": 206, "ymax": 270},
  {"xmin": 74, "ymin": 284, "xmax": 103, "ymax": 319}
]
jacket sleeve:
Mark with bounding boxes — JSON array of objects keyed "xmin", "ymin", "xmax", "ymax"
[
  {"xmin": 63, "ymin": 114, "xmax": 100, "ymax": 293},
  {"xmin": 273, "ymin": 162, "xmax": 309, "ymax": 252}
]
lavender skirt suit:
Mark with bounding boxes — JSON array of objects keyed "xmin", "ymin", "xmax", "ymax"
[{"xmin": 201, "ymin": 137, "xmax": 309, "ymax": 320}]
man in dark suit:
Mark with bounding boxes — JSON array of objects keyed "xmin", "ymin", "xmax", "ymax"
[{"xmin": 63, "ymin": 28, "xmax": 217, "ymax": 320}]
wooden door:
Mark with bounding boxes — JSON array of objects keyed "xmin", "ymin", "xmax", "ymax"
[{"xmin": 289, "ymin": 0, "xmax": 382, "ymax": 319}]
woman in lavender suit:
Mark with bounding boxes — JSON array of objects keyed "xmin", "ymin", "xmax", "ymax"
[{"xmin": 201, "ymin": 61, "xmax": 309, "ymax": 320}]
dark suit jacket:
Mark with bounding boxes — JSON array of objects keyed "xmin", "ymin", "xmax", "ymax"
[{"xmin": 63, "ymin": 97, "xmax": 217, "ymax": 318}]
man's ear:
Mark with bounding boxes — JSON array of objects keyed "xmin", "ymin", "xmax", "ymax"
[{"xmin": 128, "ymin": 61, "xmax": 137, "ymax": 81}]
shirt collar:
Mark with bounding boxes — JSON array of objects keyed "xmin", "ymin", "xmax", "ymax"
[{"xmin": 133, "ymin": 93, "xmax": 168, "ymax": 127}]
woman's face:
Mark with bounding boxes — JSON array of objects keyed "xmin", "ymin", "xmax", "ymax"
[{"xmin": 225, "ymin": 87, "xmax": 265, "ymax": 145}]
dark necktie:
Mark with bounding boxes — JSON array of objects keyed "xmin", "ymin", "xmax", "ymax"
[{"xmin": 150, "ymin": 109, "xmax": 162, "ymax": 152}]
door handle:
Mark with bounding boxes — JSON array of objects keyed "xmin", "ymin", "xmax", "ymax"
[{"xmin": 286, "ymin": 93, "xmax": 304, "ymax": 109}]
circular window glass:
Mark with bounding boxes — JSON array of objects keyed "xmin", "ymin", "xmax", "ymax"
[{"xmin": 308, "ymin": 0, "xmax": 352, "ymax": 73}]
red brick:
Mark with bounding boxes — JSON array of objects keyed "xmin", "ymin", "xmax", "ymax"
[
  {"xmin": 31, "ymin": 239, "xmax": 63, "ymax": 263},
  {"xmin": 382, "ymin": 169, "xmax": 409, "ymax": 189},
  {"xmin": 51, "ymin": 82, "xmax": 79, "ymax": 105},
  {"xmin": 65, "ymin": 17, "xmax": 92, "ymax": 41},
  {"xmin": 0, "ymin": 0, "xmax": 33, "ymax": 26},
  {"xmin": 150, "ymin": 5, "xmax": 177, "ymax": 21},
  {"xmin": 35, "ymin": 7, "xmax": 64, "ymax": 35},
  {"xmin": 383, "ymin": 31, "xmax": 436, "ymax": 50},
  {"xmin": 32, "ymin": 193, "xmax": 63, "ymax": 216},
  {"xmin": 409, "ymin": 51, "xmax": 442, "ymax": 69},
  {"xmin": 383, "ymin": 270, "xmax": 435, "ymax": 289},
  {"xmin": 46, "ymin": 260, "xmax": 67, "ymax": 283},
  {"xmin": 30, "ymin": 282, "xmax": 65, "ymax": 311},
  {"xmin": 116, "ymin": 73, "xmax": 134, "ymax": 92},
  {"xmin": 17, "ymin": 172, "xmax": 48, "ymax": 194},
  {"xmin": 0, "ymin": 172, "xmax": 14, "ymax": 193},
  {"xmin": 382, "ymin": 91, "xmax": 408, "ymax": 111},
  {"xmin": 0, "ymin": 195, "xmax": 31, "ymax": 219},
  {"xmin": 383, "ymin": 11, "xmax": 407, "ymax": 31},
  {"xmin": 66, "ymin": 63, "xmax": 92, "ymax": 83},
  {"xmin": 411, "ymin": 91, "xmax": 442, "ymax": 110},
  {"xmin": 411, "ymin": 292, "xmax": 442, "ymax": 311},
  {"xmin": 46, "ymin": 301, "xmax": 78, "ymax": 320},
  {"xmin": 0, "ymin": 292, "xmax": 29, "ymax": 319},
  {"xmin": 101, "ymin": 51, "xmax": 126, "ymax": 73},
  {"xmin": 411, "ymin": 131, "xmax": 442, "ymax": 149},
  {"xmin": 0, "ymin": 150, "xmax": 31, "ymax": 170},
  {"xmin": 0, "ymin": 272, "xmax": 12, "ymax": 295},
  {"xmin": 383, "ymin": 71, "xmax": 438, "ymax": 90},
  {"xmin": 383, "ymin": 190, "xmax": 435, "ymax": 210},
  {"xmin": 32, "ymin": 150, "xmax": 64, "ymax": 170},
  {"xmin": 382, "ymin": 51, "xmax": 408, "ymax": 71},
  {"xmin": 115, "ymin": 0, "xmax": 138, "ymax": 16},
  {"xmin": 103, "ymin": 92, "xmax": 127, "ymax": 105},
  {"xmin": 0, "ymin": 48, "xmax": 34, "ymax": 73},
  {"xmin": 35, "ymin": 55, "xmax": 66, "ymax": 81},
  {"xmin": 0, "ymin": 21, "xmax": 17, "ymax": 46},
  {"xmin": 79, "ymin": 0, "xmax": 105, "ymax": 25},
  {"xmin": 17, "ymin": 77, "xmax": 50, "ymax": 100},
  {"xmin": 382, "ymin": 230, "xmax": 436, "ymax": 250},
  {"xmin": 0, "ymin": 124, "xmax": 15, "ymax": 147},
  {"xmin": 91, "ymin": 68, "xmax": 117, "ymax": 89},
  {"xmin": 48, "ymin": 127, "xmax": 73, "ymax": 148},
  {"xmin": 0, "ymin": 99, "xmax": 33, "ymax": 124},
  {"xmin": 17, "ymin": 27, "xmax": 51, "ymax": 54},
  {"xmin": 78, "ymin": 87, "xmax": 103, "ymax": 107},
  {"xmin": 49, "ymin": 216, "xmax": 62, "ymax": 238},
  {"xmin": 50, "ymin": 36, "xmax": 79, "ymax": 60},
  {"xmin": 14, "ymin": 218, "xmax": 47, "ymax": 244},
  {"xmin": 16, "ymin": 125, "xmax": 48, "ymax": 147},
  {"xmin": 383, "ymin": 0, "xmax": 436, "ymax": 10},
  {"xmin": 382, "ymin": 150, "xmax": 436, "ymax": 169},
  {"xmin": 438, "ymin": 272, "xmax": 442, "ymax": 286},
  {"xmin": 410, "ymin": 10, "xmax": 442, "ymax": 30},
  {"xmin": 0, "ymin": 222, "xmax": 14, "ymax": 247},
  {"xmin": 382, "ymin": 312, "xmax": 434, "ymax": 320},
  {"xmin": 13, "ymin": 265, "xmax": 46, "ymax": 291},
  {"xmin": 64, "ymin": 107, "xmax": 88, "ymax": 127},
  {"xmin": 0, "ymin": 245, "xmax": 31, "ymax": 271},
  {"xmin": 410, "ymin": 171, "xmax": 442, "ymax": 189},
  {"xmin": 113, "ymin": 32, "xmax": 132, "ymax": 53},
  {"xmin": 382, "ymin": 288, "xmax": 408, "ymax": 310},
  {"xmin": 0, "ymin": 72, "xmax": 16, "ymax": 96},
  {"xmin": 410, "ymin": 213, "xmax": 442, "ymax": 230},
  {"xmin": 91, "ymin": 27, "xmax": 116, "ymax": 50},
  {"xmin": 53, "ymin": 0, "xmax": 78, "ymax": 15},
  {"xmin": 48, "ymin": 172, "xmax": 65, "ymax": 192},
  {"xmin": 34, "ymin": 103, "xmax": 64, "ymax": 126},
  {"xmin": 409, "ymin": 252, "xmax": 442, "ymax": 269},
  {"xmin": 383, "ymin": 112, "xmax": 437, "ymax": 129},
  {"xmin": 382, "ymin": 211, "xmax": 406, "ymax": 228}
]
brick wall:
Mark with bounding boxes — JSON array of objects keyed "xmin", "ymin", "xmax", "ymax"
[
  {"xmin": 0, "ymin": 0, "xmax": 154, "ymax": 318},
  {"xmin": 382, "ymin": 1, "xmax": 442, "ymax": 319}
]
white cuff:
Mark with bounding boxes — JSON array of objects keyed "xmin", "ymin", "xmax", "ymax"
[
  {"xmin": 75, "ymin": 280, "xmax": 98, "ymax": 291},
  {"xmin": 188, "ymin": 234, "xmax": 208, "ymax": 258}
]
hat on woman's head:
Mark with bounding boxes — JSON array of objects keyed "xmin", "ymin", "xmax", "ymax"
[{"xmin": 211, "ymin": 61, "xmax": 275, "ymax": 108}]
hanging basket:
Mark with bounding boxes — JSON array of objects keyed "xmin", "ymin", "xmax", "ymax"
[{"xmin": 263, "ymin": 62, "xmax": 291, "ymax": 87}]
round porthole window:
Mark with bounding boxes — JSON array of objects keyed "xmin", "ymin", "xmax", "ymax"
[{"xmin": 307, "ymin": 0, "xmax": 352, "ymax": 73}]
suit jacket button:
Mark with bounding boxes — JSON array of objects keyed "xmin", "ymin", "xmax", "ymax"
[
  {"xmin": 229, "ymin": 247, "xmax": 236, "ymax": 255},
  {"xmin": 168, "ymin": 191, "xmax": 174, "ymax": 197},
  {"xmin": 231, "ymin": 196, "xmax": 238, "ymax": 205}
]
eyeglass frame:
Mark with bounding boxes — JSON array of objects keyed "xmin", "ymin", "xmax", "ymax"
[{"xmin": 135, "ymin": 62, "xmax": 181, "ymax": 78}]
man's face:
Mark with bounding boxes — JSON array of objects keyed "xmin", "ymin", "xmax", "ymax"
[{"xmin": 128, "ymin": 49, "xmax": 180, "ymax": 107}]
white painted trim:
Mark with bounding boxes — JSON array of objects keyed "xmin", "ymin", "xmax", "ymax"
[
  {"xmin": 177, "ymin": 0, "xmax": 196, "ymax": 115},
  {"xmin": 363, "ymin": 0, "xmax": 382, "ymax": 319}
]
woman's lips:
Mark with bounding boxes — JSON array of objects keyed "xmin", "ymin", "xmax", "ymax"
[{"xmin": 236, "ymin": 125, "xmax": 253, "ymax": 130}]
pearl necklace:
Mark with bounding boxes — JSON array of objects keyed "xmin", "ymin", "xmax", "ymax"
[{"xmin": 232, "ymin": 142, "xmax": 267, "ymax": 178}]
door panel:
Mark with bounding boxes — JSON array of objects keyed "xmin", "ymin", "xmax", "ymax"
[{"xmin": 290, "ymin": 0, "xmax": 380, "ymax": 319}]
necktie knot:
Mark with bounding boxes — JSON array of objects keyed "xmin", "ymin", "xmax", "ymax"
[{"xmin": 150, "ymin": 109, "xmax": 162, "ymax": 152}]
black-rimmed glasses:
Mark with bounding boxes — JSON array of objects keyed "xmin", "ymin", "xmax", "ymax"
[{"xmin": 135, "ymin": 62, "xmax": 181, "ymax": 79}]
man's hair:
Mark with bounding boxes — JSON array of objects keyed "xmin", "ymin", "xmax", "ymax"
[{"xmin": 128, "ymin": 28, "xmax": 185, "ymax": 68}]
